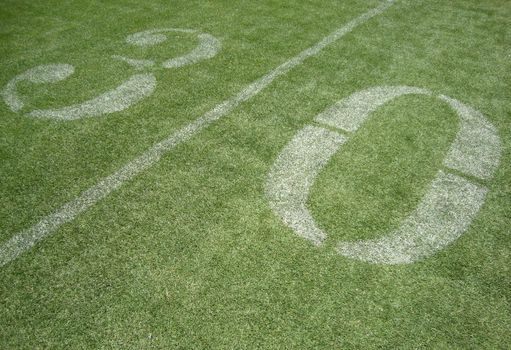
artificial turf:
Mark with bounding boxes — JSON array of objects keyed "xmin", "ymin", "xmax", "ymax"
[{"xmin": 1, "ymin": 0, "xmax": 510, "ymax": 348}]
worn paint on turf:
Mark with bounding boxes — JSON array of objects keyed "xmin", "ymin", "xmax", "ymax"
[
  {"xmin": 337, "ymin": 171, "xmax": 488, "ymax": 264},
  {"xmin": 125, "ymin": 28, "xmax": 197, "ymax": 47},
  {"xmin": 162, "ymin": 33, "xmax": 220, "ymax": 69},
  {"xmin": 0, "ymin": 1, "xmax": 396, "ymax": 267},
  {"xmin": 267, "ymin": 126, "xmax": 347, "ymax": 245},
  {"xmin": 266, "ymin": 86, "xmax": 501, "ymax": 264},
  {"xmin": 112, "ymin": 55, "xmax": 155, "ymax": 70},
  {"xmin": 2, "ymin": 28, "xmax": 221, "ymax": 120},
  {"xmin": 27, "ymin": 73, "xmax": 156, "ymax": 120},
  {"xmin": 2, "ymin": 64, "xmax": 74, "ymax": 112}
]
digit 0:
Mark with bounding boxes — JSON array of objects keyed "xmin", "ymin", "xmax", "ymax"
[{"xmin": 266, "ymin": 86, "xmax": 501, "ymax": 264}]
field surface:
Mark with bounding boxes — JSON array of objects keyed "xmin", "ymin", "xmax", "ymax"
[{"xmin": 1, "ymin": 0, "xmax": 510, "ymax": 348}]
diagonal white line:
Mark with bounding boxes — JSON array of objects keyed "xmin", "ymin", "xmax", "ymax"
[{"xmin": 0, "ymin": 0, "xmax": 395, "ymax": 267}]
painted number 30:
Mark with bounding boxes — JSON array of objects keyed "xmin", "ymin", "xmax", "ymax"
[
  {"xmin": 267, "ymin": 86, "xmax": 501, "ymax": 264},
  {"xmin": 2, "ymin": 28, "xmax": 501, "ymax": 265}
]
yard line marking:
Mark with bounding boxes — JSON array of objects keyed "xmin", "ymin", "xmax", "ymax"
[{"xmin": 0, "ymin": 1, "xmax": 396, "ymax": 266}]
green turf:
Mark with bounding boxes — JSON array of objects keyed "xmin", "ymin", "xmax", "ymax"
[{"xmin": 1, "ymin": 0, "xmax": 510, "ymax": 348}]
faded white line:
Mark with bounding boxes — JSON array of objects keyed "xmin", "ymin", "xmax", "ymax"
[
  {"xmin": 126, "ymin": 28, "xmax": 197, "ymax": 47},
  {"xmin": 267, "ymin": 126, "xmax": 347, "ymax": 244},
  {"xmin": 337, "ymin": 171, "xmax": 488, "ymax": 264},
  {"xmin": 162, "ymin": 33, "xmax": 221, "ymax": 69},
  {"xmin": 315, "ymin": 85, "xmax": 430, "ymax": 132},
  {"xmin": 27, "ymin": 74, "xmax": 157, "ymax": 120},
  {"xmin": 267, "ymin": 85, "xmax": 501, "ymax": 264},
  {"xmin": 2, "ymin": 64, "xmax": 74, "ymax": 112},
  {"xmin": 112, "ymin": 55, "xmax": 155, "ymax": 70},
  {"xmin": 0, "ymin": 1, "xmax": 396, "ymax": 266},
  {"xmin": 440, "ymin": 95, "xmax": 501, "ymax": 180}
]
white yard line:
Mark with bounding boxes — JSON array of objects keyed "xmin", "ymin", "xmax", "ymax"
[{"xmin": 0, "ymin": 1, "xmax": 396, "ymax": 267}]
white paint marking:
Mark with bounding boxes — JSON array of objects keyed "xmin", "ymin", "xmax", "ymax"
[
  {"xmin": 337, "ymin": 171, "xmax": 488, "ymax": 264},
  {"xmin": 124, "ymin": 28, "xmax": 221, "ymax": 69},
  {"xmin": 126, "ymin": 28, "xmax": 197, "ymax": 47},
  {"xmin": 162, "ymin": 34, "xmax": 221, "ymax": 69},
  {"xmin": 315, "ymin": 86, "xmax": 430, "ymax": 132},
  {"xmin": 333, "ymin": 91, "xmax": 501, "ymax": 263},
  {"xmin": 267, "ymin": 86, "xmax": 501, "ymax": 264},
  {"xmin": 0, "ymin": 1, "xmax": 395, "ymax": 266},
  {"xmin": 267, "ymin": 126, "xmax": 347, "ymax": 244},
  {"xmin": 27, "ymin": 74, "xmax": 157, "ymax": 120},
  {"xmin": 112, "ymin": 55, "xmax": 155, "ymax": 70},
  {"xmin": 440, "ymin": 95, "xmax": 501, "ymax": 180},
  {"xmin": 5, "ymin": 28, "xmax": 220, "ymax": 121},
  {"xmin": 2, "ymin": 64, "xmax": 74, "ymax": 112}
]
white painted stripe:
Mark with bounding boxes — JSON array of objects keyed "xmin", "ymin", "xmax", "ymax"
[
  {"xmin": 111, "ymin": 55, "xmax": 155, "ymax": 70},
  {"xmin": 2, "ymin": 79, "xmax": 24, "ymax": 112},
  {"xmin": 122, "ymin": 28, "xmax": 221, "ymax": 70},
  {"xmin": 315, "ymin": 86, "xmax": 430, "ymax": 132},
  {"xmin": 440, "ymin": 95, "xmax": 501, "ymax": 180},
  {"xmin": 267, "ymin": 126, "xmax": 347, "ymax": 244},
  {"xmin": 27, "ymin": 74, "xmax": 157, "ymax": 120},
  {"xmin": 313, "ymin": 86, "xmax": 501, "ymax": 181},
  {"xmin": 267, "ymin": 85, "xmax": 501, "ymax": 264},
  {"xmin": 0, "ymin": 1, "xmax": 395, "ymax": 267},
  {"xmin": 162, "ymin": 34, "xmax": 221, "ymax": 69},
  {"xmin": 2, "ymin": 64, "xmax": 75, "ymax": 112},
  {"xmin": 126, "ymin": 28, "xmax": 197, "ymax": 47},
  {"xmin": 337, "ymin": 171, "xmax": 488, "ymax": 264}
]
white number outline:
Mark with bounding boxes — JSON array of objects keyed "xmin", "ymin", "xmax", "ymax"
[
  {"xmin": 266, "ymin": 86, "xmax": 501, "ymax": 264},
  {"xmin": 2, "ymin": 28, "xmax": 221, "ymax": 121}
]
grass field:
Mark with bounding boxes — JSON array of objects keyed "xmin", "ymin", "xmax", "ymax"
[{"xmin": 1, "ymin": 0, "xmax": 510, "ymax": 348}]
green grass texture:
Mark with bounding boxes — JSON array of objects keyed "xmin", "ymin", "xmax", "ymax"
[{"xmin": 1, "ymin": 0, "xmax": 510, "ymax": 348}]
